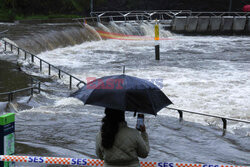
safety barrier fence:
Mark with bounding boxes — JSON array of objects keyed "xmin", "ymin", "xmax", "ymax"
[
  {"xmin": 76, "ymin": 10, "xmax": 250, "ymax": 23},
  {"xmin": 166, "ymin": 107, "xmax": 250, "ymax": 132},
  {"xmin": 0, "ymin": 77, "xmax": 41, "ymax": 102},
  {"xmin": 0, "ymin": 39, "xmax": 86, "ymax": 91},
  {"xmin": 0, "ymin": 155, "xmax": 249, "ymax": 167}
]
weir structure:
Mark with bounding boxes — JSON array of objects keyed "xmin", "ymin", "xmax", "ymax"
[
  {"xmin": 171, "ymin": 12, "xmax": 250, "ymax": 34},
  {"xmin": 82, "ymin": 10, "xmax": 250, "ymax": 34}
]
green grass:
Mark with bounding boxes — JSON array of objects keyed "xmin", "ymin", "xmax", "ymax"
[
  {"xmin": 0, "ymin": 10, "xmax": 12, "ymax": 21},
  {"xmin": 15, "ymin": 14, "xmax": 82, "ymax": 20},
  {"xmin": 0, "ymin": 10, "xmax": 82, "ymax": 21}
]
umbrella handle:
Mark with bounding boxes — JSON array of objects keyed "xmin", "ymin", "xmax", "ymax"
[
  {"xmin": 134, "ymin": 112, "xmax": 136, "ymax": 117},
  {"xmin": 123, "ymin": 65, "xmax": 125, "ymax": 74}
]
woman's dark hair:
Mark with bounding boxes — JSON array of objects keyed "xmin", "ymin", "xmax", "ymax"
[{"xmin": 101, "ymin": 108, "xmax": 125, "ymax": 149}]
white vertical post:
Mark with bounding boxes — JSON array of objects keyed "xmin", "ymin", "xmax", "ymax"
[
  {"xmin": 90, "ymin": 0, "xmax": 93, "ymax": 15},
  {"xmin": 229, "ymin": 0, "xmax": 232, "ymax": 12}
]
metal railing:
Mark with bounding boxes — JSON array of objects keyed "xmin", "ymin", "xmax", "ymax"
[
  {"xmin": 79, "ymin": 10, "xmax": 192, "ymax": 23},
  {"xmin": 91, "ymin": 10, "xmax": 192, "ymax": 21},
  {"xmin": 78, "ymin": 10, "xmax": 250, "ymax": 23},
  {"xmin": 167, "ymin": 107, "xmax": 250, "ymax": 134},
  {"xmin": 191, "ymin": 11, "xmax": 249, "ymax": 17},
  {"xmin": 1, "ymin": 39, "xmax": 86, "ymax": 90},
  {"xmin": 0, "ymin": 30, "xmax": 8, "ymax": 34},
  {"xmin": 0, "ymin": 77, "xmax": 41, "ymax": 102}
]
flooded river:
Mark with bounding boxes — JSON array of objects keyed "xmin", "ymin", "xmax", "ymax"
[{"xmin": 0, "ymin": 22, "xmax": 249, "ymax": 166}]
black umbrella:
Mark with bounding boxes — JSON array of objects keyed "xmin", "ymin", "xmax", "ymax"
[{"xmin": 71, "ymin": 74, "xmax": 172, "ymax": 115}]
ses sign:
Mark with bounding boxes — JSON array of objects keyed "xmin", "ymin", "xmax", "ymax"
[
  {"xmin": 158, "ymin": 162, "xmax": 174, "ymax": 167},
  {"xmin": 27, "ymin": 157, "xmax": 88, "ymax": 166}
]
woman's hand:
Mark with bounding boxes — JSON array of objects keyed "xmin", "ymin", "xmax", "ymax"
[{"xmin": 139, "ymin": 125, "xmax": 146, "ymax": 132}]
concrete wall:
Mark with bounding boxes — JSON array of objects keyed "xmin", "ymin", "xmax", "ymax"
[
  {"xmin": 186, "ymin": 16, "xmax": 198, "ymax": 32},
  {"xmin": 221, "ymin": 16, "xmax": 234, "ymax": 32},
  {"xmin": 233, "ymin": 16, "xmax": 247, "ymax": 32},
  {"xmin": 209, "ymin": 16, "xmax": 221, "ymax": 32},
  {"xmin": 196, "ymin": 16, "xmax": 210, "ymax": 32},
  {"xmin": 171, "ymin": 16, "xmax": 249, "ymax": 34},
  {"xmin": 246, "ymin": 16, "xmax": 250, "ymax": 32},
  {"xmin": 233, "ymin": 16, "xmax": 246, "ymax": 31},
  {"xmin": 172, "ymin": 16, "xmax": 187, "ymax": 32}
]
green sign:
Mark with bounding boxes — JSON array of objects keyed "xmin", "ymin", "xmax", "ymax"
[
  {"xmin": 0, "ymin": 113, "xmax": 15, "ymax": 167},
  {"xmin": 4, "ymin": 161, "xmax": 15, "ymax": 167},
  {"xmin": 4, "ymin": 133, "xmax": 15, "ymax": 155},
  {"xmin": 0, "ymin": 113, "xmax": 15, "ymax": 125}
]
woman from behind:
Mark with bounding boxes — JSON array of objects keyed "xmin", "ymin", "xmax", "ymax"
[{"xmin": 96, "ymin": 108, "xmax": 149, "ymax": 167}]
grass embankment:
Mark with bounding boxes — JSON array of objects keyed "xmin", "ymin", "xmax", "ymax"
[
  {"xmin": 0, "ymin": 10, "xmax": 13, "ymax": 21},
  {"xmin": 15, "ymin": 14, "xmax": 82, "ymax": 20},
  {"xmin": 0, "ymin": 10, "xmax": 82, "ymax": 22}
]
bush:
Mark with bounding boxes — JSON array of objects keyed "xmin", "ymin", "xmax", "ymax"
[{"xmin": 0, "ymin": 9, "xmax": 16, "ymax": 21}]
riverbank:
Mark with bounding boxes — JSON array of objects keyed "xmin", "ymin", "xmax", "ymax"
[{"xmin": 0, "ymin": 11, "xmax": 82, "ymax": 22}]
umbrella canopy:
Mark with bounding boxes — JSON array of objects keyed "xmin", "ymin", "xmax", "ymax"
[{"xmin": 71, "ymin": 74, "xmax": 172, "ymax": 115}]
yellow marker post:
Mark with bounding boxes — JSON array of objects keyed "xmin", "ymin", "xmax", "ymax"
[
  {"xmin": 155, "ymin": 23, "xmax": 159, "ymax": 41},
  {"xmin": 155, "ymin": 20, "xmax": 160, "ymax": 60}
]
